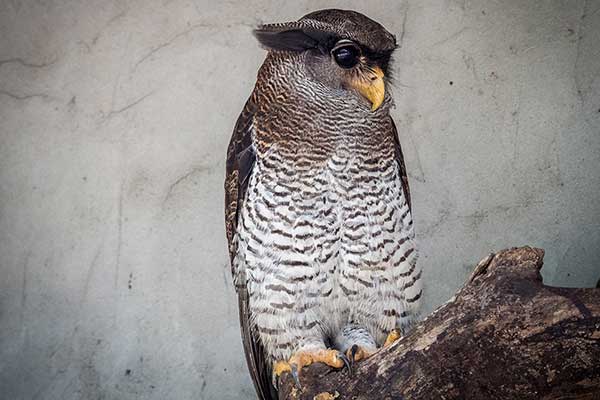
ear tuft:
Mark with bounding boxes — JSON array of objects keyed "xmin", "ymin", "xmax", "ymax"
[
  {"xmin": 253, "ymin": 28, "xmax": 319, "ymax": 52},
  {"xmin": 253, "ymin": 25, "xmax": 337, "ymax": 53}
]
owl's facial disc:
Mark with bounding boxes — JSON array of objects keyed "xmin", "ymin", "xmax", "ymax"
[{"xmin": 332, "ymin": 40, "xmax": 385, "ymax": 111}]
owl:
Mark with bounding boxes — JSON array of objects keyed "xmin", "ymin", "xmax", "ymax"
[{"xmin": 225, "ymin": 9, "xmax": 421, "ymax": 399}]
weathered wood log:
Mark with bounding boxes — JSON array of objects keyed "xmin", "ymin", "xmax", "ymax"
[{"xmin": 279, "ymin": 247, "xmax": 600, "ymax": 400}]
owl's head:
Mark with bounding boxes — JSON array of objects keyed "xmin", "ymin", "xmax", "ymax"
[{"xmin": 254, "ymin": 9, "xmax": 397, "ymax": 111}]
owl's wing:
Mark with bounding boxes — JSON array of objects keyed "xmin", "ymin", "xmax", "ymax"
[
  {"xmin": 225, "ymin": 94, "xmax": 256, "ymax": 268},
  {"xmin": 390, "ymin": 117, "xmax": 412, "ymax": 211},
  {"xmin": 225, "ymin": 95, "xmax": 276, "ymax": 400}
]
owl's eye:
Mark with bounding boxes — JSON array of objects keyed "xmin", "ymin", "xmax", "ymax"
[{"xmin": 332, "ymin": 44, "xmax": 360, "ymax": 69}]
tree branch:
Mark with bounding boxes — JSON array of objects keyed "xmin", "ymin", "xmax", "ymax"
[{"xmin": 279, "ymin": 247, "xmax": 600, "ymax": 400}]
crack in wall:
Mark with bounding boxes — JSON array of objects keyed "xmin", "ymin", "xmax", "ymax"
[
  {"xmin": 132, "ymin": 22, "xmax": 212, "ymax": 72},
  {"xmin": 573, "ymin": 0, "xmax": 589, "ymax": 106},
  {"xmin": 115, "ymin": 181, "xmax": 124, "ymax": 289},
  {"xmin": 162, "ymin": 165, "xmax": 212, "ymax": 206},
  {"xmin": 0, "ymin": 57, "xmax": 57, "ymax": 69},
  {"xmin": 0, "ymin": 89, "xmax": 48, "ymax": 101},
  {"xmin": 101, "ymin": 91, "xmax": 154, "ymax": 121}
]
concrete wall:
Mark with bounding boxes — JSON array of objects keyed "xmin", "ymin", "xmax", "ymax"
[{"xmin": 1, "ymin": 0, "xmax": 598, "ymax": 399}]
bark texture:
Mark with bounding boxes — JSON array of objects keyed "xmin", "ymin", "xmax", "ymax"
[{"xmin": 279, "ymin": 247, "xmax": 600, "ymax": 400}]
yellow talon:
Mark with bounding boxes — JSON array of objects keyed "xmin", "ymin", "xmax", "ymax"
[
  {"xmin": 288, "ymin": 349, "xmax": 346, "ymax": 369},
  {"xmin": 383, "ymin": 329, "xmax": 402, "ymax": 347},
  {"xmin": 272, "ymin": 348, "xmax": 350, "ymax": 387},
  {"xmin": 273, "ymin": 360, "xmax": 292, "ymax": 376},
  {"xmin": 314, "ymin": 391, "xmax": 340, "ymax": 400}
]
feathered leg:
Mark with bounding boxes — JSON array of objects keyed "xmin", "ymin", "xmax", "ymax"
[{"xmin": 333, "ymin": 324, "xmax": 377, "ymax": 362}]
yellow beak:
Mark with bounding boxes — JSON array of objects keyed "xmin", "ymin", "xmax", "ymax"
[{"xmin": 351, "ymin": 66, "xmax": 385, "ymax": 111}]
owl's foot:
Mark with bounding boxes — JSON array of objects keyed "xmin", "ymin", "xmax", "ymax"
[
  {"xmin": 346, "ymin": 344, "xmax": 375, "ymax": 363},
  {"xmin": 342, "ymin": 330, "xmax": 402, "ymax": 370},
  {"xmin": 273, "ymin": 349, "xmax": 351, "ymax": 388},
  {"xmin": 383, "ymin": 328, "xmax": 402, "ymax": 348}
]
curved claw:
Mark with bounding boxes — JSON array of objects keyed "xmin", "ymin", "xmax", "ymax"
[
  {"xmin": 271, "ymin": 372, "xmax": 278, "ymax": 391},
  {"xmin": 336, "ymin": 350, "xmax": 352, "ymax": 377},
  {"xmin": 350, "ymin": 345, "xmax": 359, "ymax": 362},
  {"xmin": 338, "ymin": 351, "xmax": 352, "ymax": 375},
  {"xmin": 290, "ymin": 364, "xmax": 302, "ymax": 389}
]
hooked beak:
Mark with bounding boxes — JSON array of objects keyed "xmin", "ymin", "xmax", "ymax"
[{"xmin": 349, "ymin": 65, "xmax": 385, "ymax": 111}]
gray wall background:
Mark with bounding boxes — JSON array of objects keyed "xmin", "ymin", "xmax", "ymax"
[{"xmin": 1, "ymin": 0, "xmax": 599, "ymax": 399}]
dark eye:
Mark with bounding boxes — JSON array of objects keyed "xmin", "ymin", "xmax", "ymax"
[{"xmin": 332, "ymin": 45, "xmax": 360, "ymax": 69}]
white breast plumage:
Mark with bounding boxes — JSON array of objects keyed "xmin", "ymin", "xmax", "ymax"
[{"xmin": 233, "ymin": 144, "xmax": 420, "ymax": 361}]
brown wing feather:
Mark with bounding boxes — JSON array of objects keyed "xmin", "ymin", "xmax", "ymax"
[
  {"xmin": 225, "ymin": 94, "xmax": 257, "ymax": 264},
  {"xmin": 225, "ymin": 94, "xmax": 276, "ymax": 400},
  {"xmin": 390, "ymin": 117, "xmax": 412, "ymax": 211}
]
